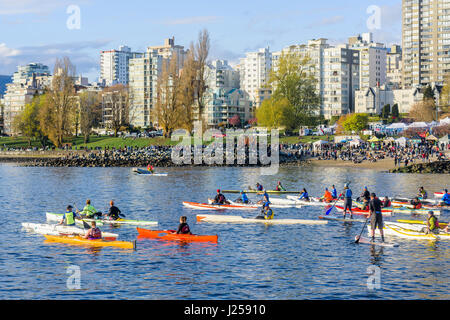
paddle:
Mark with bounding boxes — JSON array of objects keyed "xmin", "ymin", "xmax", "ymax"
[
  {"xmin": 355, "ymin": 217, "xmax": 370, "ymax": 244},
  {"xmin": 73, "ymin": 203, "xmax": 90, "ymax": 230},
  {"xmin": 326, "ymin": 182, "xmax": 351, "ymax": 216}
]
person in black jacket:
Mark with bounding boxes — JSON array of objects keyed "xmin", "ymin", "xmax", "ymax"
[{"xmin": 369, "ymin": 193, "xmax": 385, "ymax": 243}]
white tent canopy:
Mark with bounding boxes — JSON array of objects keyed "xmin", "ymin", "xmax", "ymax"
[
  {"xmin": 349, "ymin": 138, "xmax": 364, "ymax": 147},
  {"xmin": 313, "ymin": 140, "xmax": 329, "ymax": 149},
  {"xmin": 395, "ymin": 137, "xmax": 409, "ymax": 147},
  {"xmin": 440, "ymin": 117, "xmax": 450, "ymax": 125},
  {"xmin": 408, "ymin": 122, "xmax": 428, "ymax": 128},
  {"xmin": 386, "ymin": 123, "xmax": 408, "ymax": 130}
]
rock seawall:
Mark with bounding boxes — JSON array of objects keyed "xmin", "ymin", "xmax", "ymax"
[{"xmin": 390, "ymin": 161, "xmax": 450, "ymax": 174}]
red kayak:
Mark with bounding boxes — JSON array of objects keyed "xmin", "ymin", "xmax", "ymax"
[
  {"xmin": 335, "ymin": 206, "xmax": 393, "ymax": 216},
  {"xmin": 137, "ymin": 228, "xmax": 218, "ymax": 243},
  {"xmin": 434, "ymin": 192, "xmax": 450, "ymax": 198}
]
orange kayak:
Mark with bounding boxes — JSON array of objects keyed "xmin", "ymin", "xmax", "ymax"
[{"xmin": 137, "ymin": 228, "xmax": 218, "ymax": 243}]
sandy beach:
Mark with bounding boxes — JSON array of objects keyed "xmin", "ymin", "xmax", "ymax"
[{"xmin": 310, "ymin": 158, "xmax": 398, "ymax": 171}]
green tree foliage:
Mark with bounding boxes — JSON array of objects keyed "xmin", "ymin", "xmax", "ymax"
[
  {"xmin": 381, "ymin": 104, "xmax": 391, "ymax": 119},
  {"xmin": 268, "ymin": 52, "xmax": 320, "ymax": 128},
  {"xmin": 391, "ymin": 104, "xmax": 399, "ymax": 119},
  {"xmin": 13, "ymin": 96, "xmax": 48, "ymax": 147},
  {"xmin": 256, "ymin": 97, "xmax": 293, "ymax": 129},
  {"xmin": 341, "ymin": 113, "xmax": 369, "ymax": 133},
  {"xmin": 423, "ymin": 85, "xmax": 435, "ymax": 104}
]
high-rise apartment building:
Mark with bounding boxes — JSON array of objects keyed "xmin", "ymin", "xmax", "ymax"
[
  {"xmin": 387, "ymin": 45, "xmax": 403, "ymax": 89},
  {"xmin": 239, "ymin": 47, "xmax": 272, "ymax": 101},
  {"xmin": 100, "ymin": 46, "xmax": 143, "ymax": 87},
  {"xmin": 402, "ymin": 0, "xmax": 450, "ymax": 87}
]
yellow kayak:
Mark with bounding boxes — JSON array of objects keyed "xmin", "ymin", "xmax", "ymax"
[
  {"xmin": 397, "ymin": 219, "xmax": 448, "ymax": 229},
  {"xmin": 44, "ymin": 235, "xmax": 136, "ymax": 250}
]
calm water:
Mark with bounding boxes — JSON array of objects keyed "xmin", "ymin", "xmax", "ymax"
[{"xmin": 0, "ymin": 163, "xmax": 449, "ymax": 300}]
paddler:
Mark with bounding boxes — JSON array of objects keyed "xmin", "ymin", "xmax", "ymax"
[
  {"xmin": 321, "ymin": 188, "xmax": 333, "ymax": 203},
  {"xmin": 78, "ymin": 199, "xmax": 102, "ymax": 219},
  {"xmin": 105, "ymin": 200, "xmax": 121, "ymax": 221},
  {"xmin": 343, "ymin": 184, "xmax": 353, "ymax": 219},
  {"xmin": 58, "ymin": 205, "xmax": 78, "ymax": 226},
  {"xmin": 440, "ymin": 189, "xmax": 450, "ymax": 206},
  {"xmin": 426, "ymin": 211, "xmax": 440, "ymax": 235},
  {"xmin": 275, "ymin": 181, "xmax": 286, "ymax": 192},
  {"xmin": 84, "ymin": 221, "xmax": 102, "ymax": 240},
  {"xmin": 212, "ymin": 189, "xmax": 228, "ymax": 205},
  {"xmin": 331, "ymin": 185, "xmax": 338, "ymax": 200},
  {"xmin": 297, "ymin": 188, "xmax": 310, "ymax": 202},
  {"xmin": 382, "ymin": 196, "xmax": 392, "ymax": 208},
  {"xmin": 147, "ymin": 164, "xmax": 154, "ymax": 173},
  {"xmin": 418, "ymin": 187, "xmax": 428, "ymax": 200},
  {"xmin": 175, "ymin": 216, "xmax": 192, "ymax": 235},
  {"xmin": 256, "ymin": 203, "xmax": 274, "ymax": 220},
  {"xmin": 359, "ymin": 186, "xmax": 371, "ymax": 210},
  {"xmin": 235, "ymin": 190, "xmax": 249, "ymax": 204},
  {"xmin": 410, "ymin": 197, "xmax": 423, "ymax": 209},
  {"xmin": 369, "ymin": 193, "xmax": 385, "ymax": 243}
]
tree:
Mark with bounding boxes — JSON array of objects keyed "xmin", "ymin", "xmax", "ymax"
[
  {"xmin": 228, "ymin": 115, "xmax": 241, "ymax": 128},
  {"xmin": 154, "ymin": 54, "xmax": 184, "ymax": 138},
  {"xmin": 39, "ymin": 57, "xmax": 77, "ymax": 147},
  {"xmin": 13, "ymin": 96, "xmax": 48, "ymax": 147},
  {"xmin": 391, "ymin": 104, "xmax": 399, "ymax": 119},
  {"xmin": 409, "ymin": 100, "xmax": 436, "ymax": 122},
  {"xmin": 268, "ymin": 51, "xmax": 320, "ymax": 127},
  {"xmin": 178, "ymin": 49, "xmax": 197, "ymax": 132},
  {"xmin": 441, "ymin": 75, "xmax": 450, "ymax": 115},
  {"xmin": 381, "ymin": 104, "xmax": 391, "ymax": 119},
  {"xmin": 337, "ymin": 113, "xmax": 369, "ymax": 133},
  {"xmin": 256, "ymin": 97, "xmax": 294, "ymax": 129},
  {"xmin": 192, "ymin": 29, "xmax": 210, "ymax": 123},
  {"xmin": 78, "ymin": 91, "xmax": 101, "ymax": 144},
  {"xmin": 423, "ymin": 85, "xmax": 435, "ymax": 103},
  {"xmin": 102, "ymin": 84, "xmax": 130, "ymax": 137}
]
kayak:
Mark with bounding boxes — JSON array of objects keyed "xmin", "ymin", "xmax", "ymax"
[
  {"xmin": 137, "ymin": 228, "xmax": 218, "ymax": 243},
  {"xmin": 393, "ymin": 197, "xmax": 438, "ymax": 206},
  {"xmin": 369, "ymin": 225, "xmax": 450, "ymax": 241},
  {"xmin": 21, "ymin": 223, "xmax": 118, "ymax": 240},
  {"xmin": 396, "ymin": 219, "xmax": 448, "ymax": 229},
  {"xmin": 222, "ymin": 190, "xmax": 302, "ymax": 195},
  {"xmin": 286, "ymin": 196, "xmax": 335, "ymax": 207},
  {"xmin": 390, "ymin": 207, "xmax": 441, "ymax": 215},
  {"xmin": 46, "ymin": 212, "xmax": 105, "ymax": 226},
  {"xmin": 355, "ymin": 236, "xmax": 399, "ymax": 247},
  {"xmin": 133, "ymin": 168, "xmax": 168, "ymax": 176},
  {"xmin": 196, "ymin": 214, "xmax": 328, "ymax": 225},
  {"xmin": 183, "ymin": 201, "xmax": 258, "ymax": 211},
  {"xmin": 226, "ymin": 200, "xmax": 301, "ymax": 209},
  {"xmin": 391, "ymin": 200, "xmax": 436, "ymax": 210},
  {"xmin": 46, "ymin": 212, "xmax": 158, "ymax": 226},
  {"xmin": 43, "ymin": 235, "xmax": 136, "ymax": 249},
  {"xmin": 434, "ymin": 192, "xmax": 450, "ymax": 198},
  {"xmin": 335, "ymin": 206, "xmax": 393, "ymax": 217},
  {"xmin": 318, "ymin": 216, "xmax": 367, "ymax": 223}
]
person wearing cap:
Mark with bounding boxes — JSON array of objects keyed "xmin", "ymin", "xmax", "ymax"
[
  {"xmin": 212, "ymin": 189, "xmax": 227, "ymax": 205},
  {"xmin": 256, "ymin": 202, "xmax": 274, "ymax": 220},
  {"xmin": 440, "ymin": 189, "xmax": 450, "ymax": 206},
  {"xmin": 275, "ymin": 181, "xmax": 286, "ymax": 192},
  {"xmin": 343, "ymin": 184, "xmax": 353, "ymax": 219},
  {"xmin": 426, "ymin": 211, "xmax": 440, "ymax": 235},
  {"xmin": 369, "ymin": 193, "xmax": 384, "ymax": 242},
  {"xmin": 84, "ymin": 221, "xmax": 102, "ymax": 240},
  {"xmin": 59, "ymin": 205, "xmax": 78, "ymax": 226},
  {"xmin": 235, "ymin": 191, "xmax": 249, "ymax": 204}
]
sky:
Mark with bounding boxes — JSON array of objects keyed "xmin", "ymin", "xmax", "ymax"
[{"xmin": 0, "ymin": 0, "xmax": 402, "ymax": 82}]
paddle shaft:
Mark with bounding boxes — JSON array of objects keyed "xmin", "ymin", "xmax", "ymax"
[
  {"xmin": 356, "ymin": 217, "xmax": 371, "ymax": 244},
  {"xmin": 326, "ymin": 182, "xmax": 351, "ymax": 215}
]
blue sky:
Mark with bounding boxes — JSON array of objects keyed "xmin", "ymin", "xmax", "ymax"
[{"xmin": 0, "ymin": 0, "xmax": 402, "ymax": 81}]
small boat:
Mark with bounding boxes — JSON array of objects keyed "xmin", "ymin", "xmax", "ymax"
[
  {"xmin": 434, "ymin": 192, "xmax": 450, "ymax": 198},
  {"xmin": 21, "ymin": 223, "xmax": 118, "ymax": 240},
  {"xmin": 196, "ymin": 214, "xmax": 328, "ymax": 225},
  {"xmin": 286, "ymin": 196, "xmax": 334, "ymax": 207},
  {"xmin": 390, "ymin": 207, "xmax": 441, "ymax": 215},
  {"xmin": 391, "ymin": 200, "xmax": 437, "ymax": 210},
  {"xmin": 183, "ymin": 201, "xmax": 258, "ymax": 211},
  {"xmin": 368, "ymin": 225, "xmax": 450, "ymax": 241},
  {"xmin": 222, "ymin": 190, "xmax": 302, "ymax": 195},
  {"xmin": 43, "ymin": 235, "xmax": 136, "ymax": 249},
  {"xmin": 396, "ymin": 219, "xmax": 448, "ymax": 229},
  {"xmin": 335, "ymin": 206, "xmax": 393, "ymax": 217},
  {"xmin": 137, "ymin": 228, "xmax": 218, "ymax": 243},
  {"xmin": 46, "ymin": 212, "xmax": 158, "ymax": 226},
  {"xmin": 133, "ymin": 168, "xmax": 168, "ymax": 176},
  {"xmin": 221, "ymin": 200, "xmax": 301, "ymax": 209},
  {"xmin": 318, "ymin": 216, "xmax": 367, "ymax": 223}
]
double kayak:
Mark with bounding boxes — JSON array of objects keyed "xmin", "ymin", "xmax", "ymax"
[
  {"xmin": 43, "ymin": 235, "xmax": 136, "ymax": 249},
  {"xmin": 22, "ymin": 223, "xmax": 118, "ymax": 240},
  {"xmin": 137, "ymin": 228, "xmax": 218, "ymax": 243},
  {"xmin": 46, "ymin": 212, "xmax": 158, "ymax": 226},
  {"xmin": 335, "ymin": 206, "xmax": 393, "ymax": 216},
  {"xmin": 368, "ymin": 225, "xmax": 450, "ymax": 241},
  {"xmin": 196, "ymin": 214, "xmax": 328, "ymax": 225},
  {"xmin": 133, "ymin": 168, "xmax": 168, "ymax": 176},
  {"xmin": 222, "ymin": 190, "xmax": 301, "ymax": 195},
  {"xmin": 397, "ymin": 219, "xmax": 448, "ymax": 229},
  {"xmin": 183, "ymin": 201, "xmax": 258, "ymax": 211}
]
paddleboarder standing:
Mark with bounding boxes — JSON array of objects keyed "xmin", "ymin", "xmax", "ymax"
[
  {"xmin": 343, "ymin": 184, "xmax": 353, "ymax": 220},
  {"xmin": 369, "ymin": 193, "xmax": 385, "ymax": 243}
]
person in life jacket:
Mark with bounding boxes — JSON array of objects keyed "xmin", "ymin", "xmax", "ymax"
[
  {"xmin": 331, "ymin": 185, "xmax": 338, "ymax": 200},
  {"xmin": 84, "ymin": 221, "xmax": 102, "ymax": 240},
  {"xmin": 426, "ymin": 211, "xmax": 440, "ymax": 235},
  {"xmin": 78, "ymin": 200, "xmax": 102, "ymax": 219},
  {"xmin": 235, "ymin": 191, "xmax": 249, "ymax": 204},
  {"xmin": 212, "ymin": 189, "xmax": 227, "ymax": 205},
  {"xmin": 410, "ymin": 197, "xmax": 423, "ymax": 209},
  {"xmin": 59, "ymin": 205, "xmax": 78, "ymax": 226},
  {"xmin": 417, "ymin": 187, "xmax": 428, "ymax": 200},
  {"xmin": 147, "ymin": 164, "xmax": 154, "ymax": 173},
  {"xmin": 176, "ymin": 216, "xmax": 192, "ymax": 235},
  {"xmin": 298, "ymin": 188, "xmax": 310, "ymax": 201},
  {"xmin": 256, "ymin": 183, "xmax": 264, "ymax": 192},
  {"xmin": 322, "ymin": 188, "xmax": 333, "ymax": 203},
  {"xmin": 440, "ymin": 189, "xmax": 450, "ymax": 206},
  {"xmin": 257, "ymin": 203, "xmax": 274, "ymax": 220},
  {"xmin": 382, "ymin": 197, "xmax": 392, "ymax": 208},
  {"xmin": 275, "ymin": 181, "xmax": 286, "ymax": 192}
]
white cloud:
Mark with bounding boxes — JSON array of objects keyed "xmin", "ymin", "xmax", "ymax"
[{"xmin": 0, "ymin": 43, "xmax": 21, "ymax": 57}]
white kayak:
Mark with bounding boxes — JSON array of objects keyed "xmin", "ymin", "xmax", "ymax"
[
  {"xmin": 368, "ymin": 224, "xmax": 450, "ymax": 240},
  {"xmin": 46, "ymin": 212, "xmax": 158, "ymax": 226},
  {"xmin": 226, "ymin": 199, "xmax": 302, "ymax": 209},
  {"xmin": 196, "ymin": 214, "xmax": 328, "ymax": 225},
  {"xmin": 286, "ymin": 196, "xmax": 337, "ymax": 207},
  {"xmin": 318, "ymin": 216, "xmax": 367, "ymax": 223},
  {"xmin": 21, "ymin": 223, "xmax": 119, "ymax": 240},
  {"xmin": 133, "ymin": 168, "xmax": 168, "ymax": 176},
  {"xmin": 391, "ymin": 207, "xmax": 441, "ymax": 215}
]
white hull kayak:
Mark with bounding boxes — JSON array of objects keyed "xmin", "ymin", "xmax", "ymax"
[
  {"xmin": 196, "ymin": 214, "xmax": 328, "ymax": 225},
  {"xmin": 318, "ymin": 216, "xmax": 367, "ymax": 223},
  {"xmin": 391, "ymin": 207, "xmax": 441, "ymax": 215},
  {"xmin": 133, "ymin": 168, "xmax": 168, "ymax": 176},
  {"xmin": 286, "ymin": 196, "xmax": 334, "ymax": 207},
  {"xmin": 46, "ymin": 213, "xmax": 105, "ymax": 226},
  {"xmin": 46, "ymin": 212, "xmax": 158, "ymax": 226},
  {"xmin": 368, "ymin": 225, "xmax": 450, "ymax": 240},
  {"xmin": 184, "ymin": 201, "xmax": 258, "ymax": 211},
  {"xmin": 434, "ymin": 192, "xmax": 450, "ymax": 198},
  {"xmin": 21, "ymin": 223, "xmax": 119, "ymax": 240},
  {"xmin": 226, "ymin": 199, "xmax": 302, "ymax": 209}
]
